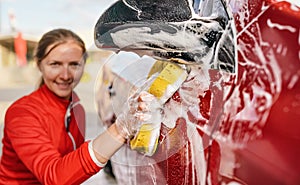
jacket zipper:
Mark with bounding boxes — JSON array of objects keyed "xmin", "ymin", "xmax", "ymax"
[{"xmin": 65, "ymin": 102, "xmax": 80, "ymax": 151}]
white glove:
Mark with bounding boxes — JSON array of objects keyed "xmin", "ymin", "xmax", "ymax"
[
  {"xmin": 115, "ymin": 90, "xmax": 163, "ymax": 139},
  {"xmin": 91, "ymin": 91, "xmax": 162, "ymax": 163}
]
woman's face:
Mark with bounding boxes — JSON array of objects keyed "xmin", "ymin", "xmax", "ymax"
[{"xmin": 39, "ymin": 40, "xmax": 85, "ymax": 100}]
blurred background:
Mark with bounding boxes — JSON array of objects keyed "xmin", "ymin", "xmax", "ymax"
[
  {"xmin": 0, "ymin": 0, "xmax": 118, "ymax": 45},
  {"xmin": 0, "ymin": 0, "xmax": 119, "ymax": 86}
]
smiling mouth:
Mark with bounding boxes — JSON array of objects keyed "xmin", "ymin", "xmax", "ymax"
[{"xmin": 55, "ymin": 82, "xmax": 73, "ymax": 89}]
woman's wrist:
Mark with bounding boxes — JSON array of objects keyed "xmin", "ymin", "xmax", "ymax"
[
  {"xmin": 91, "ymin": 123, "xmax": 126, "ymax": 164},
  {"xmin": 109, "ymin": 123, "xmax": 126, "ymax": 143},
  {"xmin": 88, "ymin": 141, "xmax": 107, "ymax": 167}
]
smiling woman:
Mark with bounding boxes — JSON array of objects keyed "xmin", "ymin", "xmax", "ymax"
[
  {"xmin": 0, "ymin": 28, "xmax": 162, "ymax": 184},
  {"xmin": 35, "ymin": 29, "xmax": 87, "ymax": 99}
]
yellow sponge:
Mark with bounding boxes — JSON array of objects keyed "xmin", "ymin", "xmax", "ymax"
[
  {"xmin": 130, "ymin": 61, "xmax": 188, "ymax": 156},
  {"xmin": 130, "ymin": 123, "xmax": 160, "ymax": 155},
  {"xmin": 148, "ymin": 62, "xmax": 187, "ymax": 102}
]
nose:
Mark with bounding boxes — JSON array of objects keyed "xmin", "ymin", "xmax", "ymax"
[{"xmin": 60, "ymin": 66, "xmax": 71, "ymax": 80}]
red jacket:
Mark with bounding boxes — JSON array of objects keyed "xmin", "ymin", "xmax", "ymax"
[{"xmin": 0, "ymin": 85, "xmax": 101, "ymax": 184}]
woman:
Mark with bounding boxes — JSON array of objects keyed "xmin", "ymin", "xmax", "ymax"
[{"xmin": 0, "ymin": 28, "xmax": 161, "ymax": 184}]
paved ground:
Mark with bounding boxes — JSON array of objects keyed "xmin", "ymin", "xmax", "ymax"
[{"xmin": 0, "ymin": 62, "xmax": 117, "ymax": 185}]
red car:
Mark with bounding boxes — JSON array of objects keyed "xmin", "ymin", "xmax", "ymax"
[{"xmin": 95, "ymin": 0, "xmax": 300, "ymax": 184}]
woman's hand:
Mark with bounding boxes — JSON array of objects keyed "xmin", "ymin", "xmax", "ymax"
[
  {"xmin": 91, "ymin": 90, "xmax": 162, "ymax": 164},
  {"xmin": 115, "ymin": 90, "xmax": 162, "ymax": 140}
]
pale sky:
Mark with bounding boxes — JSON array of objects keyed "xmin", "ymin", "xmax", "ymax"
[
  {"xmin": 0, "ymin": 0, "xmax": 299, "ymax": 47},
  {"xmin": 0, "ymin": 0, "xmax": 117, "ymax": 46}
]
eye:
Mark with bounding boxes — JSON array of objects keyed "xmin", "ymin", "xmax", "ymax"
[
  {"xmin": 49, "ymin": 62, "xmax": 60, "ymax": 67},
  {"xmin": 70, "ymin": 62, "xmax": 80, "ymax": 66},
  {"xmin": 69, "ymin": 61, "xmax": 82, "ymax": 68}
]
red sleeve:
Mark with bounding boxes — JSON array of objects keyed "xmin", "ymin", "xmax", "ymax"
[{"xmin": 5, "ymin": 105, "xmax": 101, "ymax": 184}]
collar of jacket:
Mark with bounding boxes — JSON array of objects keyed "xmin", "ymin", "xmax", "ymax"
[{"xmin": 40, "ymin": 84, "xmax": 80, "ymax": 109}]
